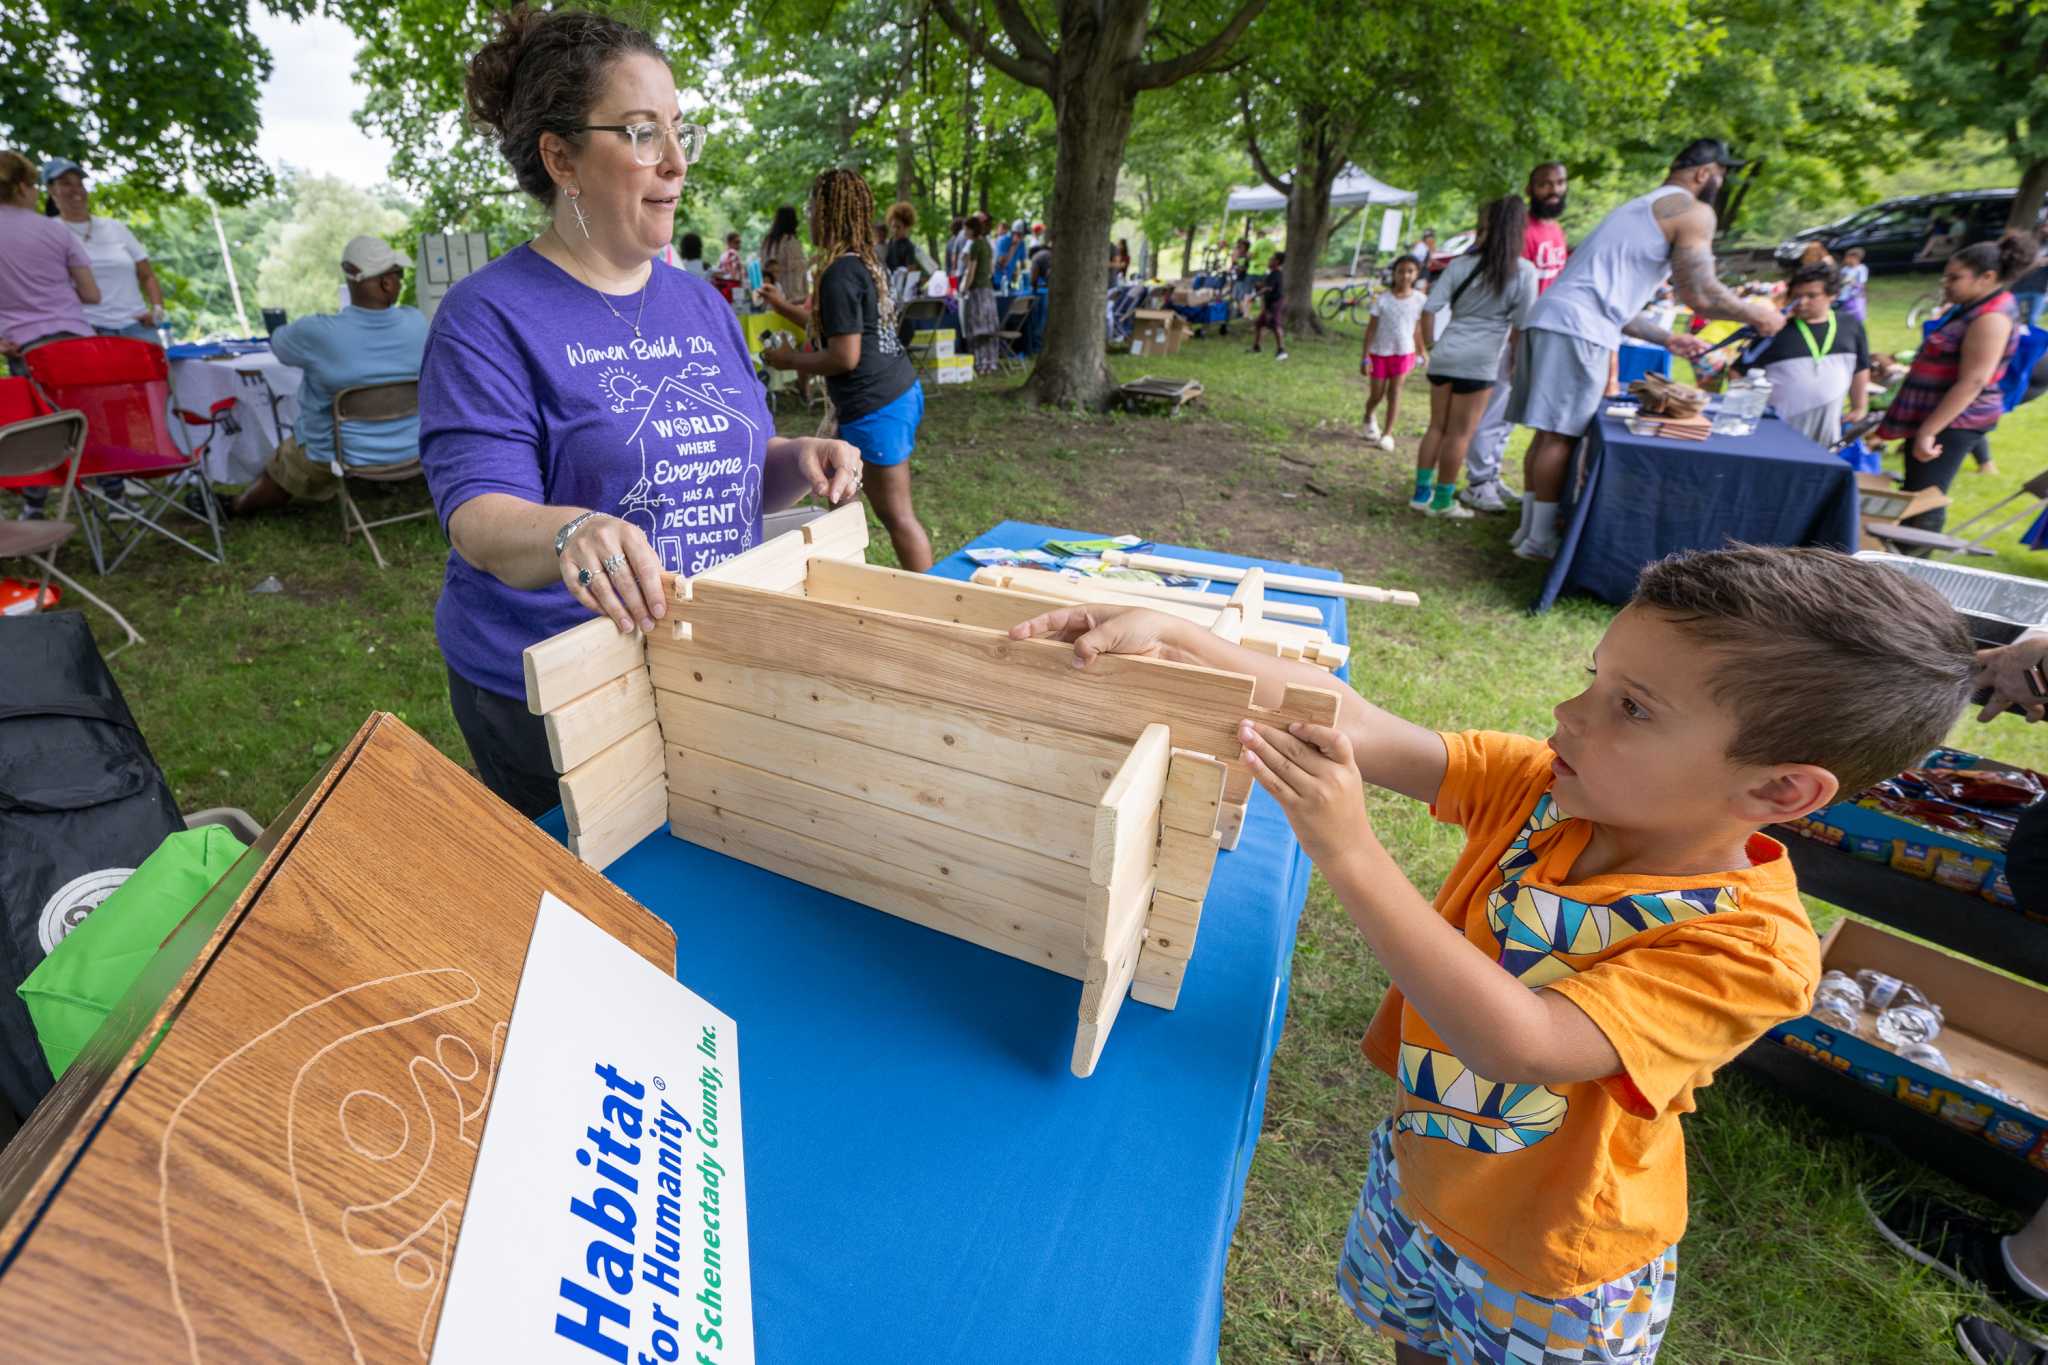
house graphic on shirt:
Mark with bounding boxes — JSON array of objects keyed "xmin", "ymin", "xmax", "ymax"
[{"xmin": 612, "ymin": 372, "xmax": 765, "ymax": 563}]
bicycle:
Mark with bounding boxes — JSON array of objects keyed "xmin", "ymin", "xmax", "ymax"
[{"xmin": 1317, "ymin": 277, "xmax": 1380, "ymax": 326}]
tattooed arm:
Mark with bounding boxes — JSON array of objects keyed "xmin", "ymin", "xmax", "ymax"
[{"xmin": 1664, "ymin": 197, "xmax": 1784, "ymax": 335}]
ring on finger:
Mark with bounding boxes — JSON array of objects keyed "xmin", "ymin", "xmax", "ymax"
[
  {"xmin": 577, "ymin": 567, "xmax": 594, "ymax": 587},
  {"xmin": 601, "ymin": 552, "xmax": 627, "ymax": 574}
]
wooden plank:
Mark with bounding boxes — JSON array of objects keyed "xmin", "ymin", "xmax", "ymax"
[
  {"xmin": 567, "ymin": 773, "xmax": 667, "ymax": 870},
  {"xmin": 1142, "ymin": 890, "xmax": 1206, "ymax": 961},
  {"xmin": 542, "ymin": 666, "xmax": 656, "ymax": 773},
  {"xmin": 559, "ymin": 719, "xmax": 665, "ymax": 837},
  {"xmin": 1209, "ymin": 605, "xmax": 1244, "ymax": 644},
  {"xmin": 1227, "ymin": 567, "xmax": 1265, "ymax": 627},
  {"xmin": 971, "ymin": 567, "xmax": 1329, "ymax": 643},
  {"xmin": 670, "ymin": 746, "xmax": 1091, "ymax": 917},
  {"xmin": 806, "ymin": 557, "xmax": 1063, "ymax": 631},
  {"xmin": 1086, "ymin": 860, "xmax": 1157, "ymax": 956},
  {"xmin": 1091, "ymin": 723, "xmax": 1171, "ymax": 887},
  {"xmin": 1219, "ymin": 799, "xmax": 1248, "ymax": 852},
  {"xmin": 1130, "ymin": 942, "xmax": 1186, "ymax": 1009},
  {"xmin": 522, "ymin": 615, "xmax": 645, "ymax": 715},
  {"xmin": 668, "ymin": 795, "xmax": 1089, "ymax": 976},
  {"xmin": 1101, "ymin": 549, "xmax": 1421, "ymax": 606},
  {"xmin": 1155, "ymin": 826, "xmax": 1221, "ymax": 902},
  {"xmin": 1225, "ymin": 766, "xmax": 1253, "ymax": 804},
  {"xmin": 684, "ymin": 528, "xmax": 811, "ymax": 596},
  {"xmin": 977, "ymin": 564, "xmax": 1325, "ymax": 625},
  {"xmin": 656, "ymin": 692, "xmax": 1097, "ymax": 867},
  {"xmin": 1073, "ymin": 890, "xmax": 1149, "ymax": 1078},
  {"xmin": 800, "ymin": 499, "xmax": 870, "ymax": 561},
  {"xmin": 658, "ymin": 580, "xmax": 1341, "ymax": 799},
  {"xmin": 1163, "ymin": 749, "xmax": 1226, "ymax": 836},
  {"xmin": 648, "ymin": 654, "xmax": 1125, "ymax": 804}
]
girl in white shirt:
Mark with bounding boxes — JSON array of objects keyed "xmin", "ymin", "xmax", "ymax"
[{"xmin": 1360, "ymin": 256, "xmax": 1426, "ymax": 450}]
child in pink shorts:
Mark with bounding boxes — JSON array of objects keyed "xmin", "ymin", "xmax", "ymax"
[{"xmin": 1361, "ymin": 256, "xmax": 1427, "ymax": 451}]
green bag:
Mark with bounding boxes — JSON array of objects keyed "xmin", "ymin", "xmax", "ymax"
[{"xmin": 16, "ymin": 825, "xmax": 247, "ymax": 1080}]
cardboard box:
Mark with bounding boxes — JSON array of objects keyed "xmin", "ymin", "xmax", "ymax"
[
  {"xmin": 1130, "ymin": 309, "xmax": 1191, "ymax": 357},
  {"xmin": 1764, "ymin": 918, "xmax": 2048, "ymax": 1170},
  {"xmin": 908, "ymin": 326, "xmax": 956, "ymax": 360},
  {"xmin": 0, "ymin": 714, "xmax": 677, "ymax": 1357},
  {"xmin": 1780, "ymin": 747, "xmax": 2028, "ymax": 915},
  {"xmin": 932, "ymin": 355, "xmax": 975, "ymax": 385},
  {"xmin": 1857, "ymin": 472, "xmax": 1949, "ymax": 549}
]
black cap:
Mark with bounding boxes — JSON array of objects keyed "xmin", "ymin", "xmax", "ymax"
[{"xmin": 1672, "ymin": 138, "xmax": 1744, "ymax": 171}]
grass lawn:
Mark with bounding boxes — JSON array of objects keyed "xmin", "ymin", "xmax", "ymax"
[{"xmin": 18, "ymin": 270, "xmax": 2047, "ymax": 1361}]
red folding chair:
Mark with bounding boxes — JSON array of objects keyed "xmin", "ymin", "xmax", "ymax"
[
  {"xmin": 23, "ymin": 336, "xmax": 233, "ymax": 573},
  {"xmin": 0, "ymin": 378, "xmax": 143, "ymax": 652}
]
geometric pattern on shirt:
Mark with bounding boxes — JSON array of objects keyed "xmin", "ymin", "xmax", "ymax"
[{"xmin": 1395, "ymin": 787, "xmax": 1740, "ymax": 1154}]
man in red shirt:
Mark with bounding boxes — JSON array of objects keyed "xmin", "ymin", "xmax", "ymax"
[{"xmin": 1460, "ymin": 161, "xmax": 1569, "ymax": 513}]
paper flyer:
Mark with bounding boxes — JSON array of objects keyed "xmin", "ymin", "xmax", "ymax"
[{"xmin": 432, "ymin": 893, "xmax": 752, "ymax": 1364}]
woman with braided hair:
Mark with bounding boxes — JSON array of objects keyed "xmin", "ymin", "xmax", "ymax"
[{"xmin": 762, "ymin": 167, "xmax": 933, "ymax": 570}]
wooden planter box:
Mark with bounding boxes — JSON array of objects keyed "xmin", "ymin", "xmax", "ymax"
[{"xmin": 523, "ymin": 506, "xmax": 1341, "ymax": 1076}]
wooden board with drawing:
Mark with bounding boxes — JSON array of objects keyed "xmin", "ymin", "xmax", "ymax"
[{"xmin": 519, "ymin": 506, "xmax": 1394, "ymax": 1077}]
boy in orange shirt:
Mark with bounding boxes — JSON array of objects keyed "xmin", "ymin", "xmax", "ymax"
[{"xmin": 1013, "ymin": 546, "xmax": 1975, "ymax": 1363}]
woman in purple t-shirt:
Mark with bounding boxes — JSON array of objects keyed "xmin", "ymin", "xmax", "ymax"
[
  {"xmin": 0, "ymin": 150, "xmax": 98, "ymax": 374},
  {"xmin": 421, "ymin": 9, "xmax": 861, "ymax": 815}
]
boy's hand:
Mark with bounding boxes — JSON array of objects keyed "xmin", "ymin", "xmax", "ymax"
[
  {"xmin": 1241, "ymin": 720, "xmax": 1374, "ymax": 869},
  {"xmin": 1009, "ymin": 604, "xmax": 1185, "ymax": 666}
]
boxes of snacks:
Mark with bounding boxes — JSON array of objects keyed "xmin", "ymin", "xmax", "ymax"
[
  {"xmin": 1780, "ymin": 747, "xmax": 2043, "ymax": 920},
  {"xmin": 1766, "ymin": 918, "xmax": 2048, "ymax": 1171}
]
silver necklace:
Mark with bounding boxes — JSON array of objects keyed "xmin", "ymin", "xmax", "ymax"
[{"xmin": 550, "ymin": 228, "xmax": 648, "ymax": 338}]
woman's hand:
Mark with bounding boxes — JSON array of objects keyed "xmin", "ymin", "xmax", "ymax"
[
  {"xmin": 1912, "ymin": 427, "xmax": 1940, "ymax": 462},
  {"xmin": 1240, "ymin": 721, "xmax": 1374, "ymax": 871},
  {"xmin": 1008, "ymin": 604, "xmax": 1187, "ymax": 667},
  {"xmin": 561, "ymin": 514, "xmax": 667, "ymax": 635},
  {"xmin": 793, "ymin": 438, "xmax": 864, "ymax": 505}
]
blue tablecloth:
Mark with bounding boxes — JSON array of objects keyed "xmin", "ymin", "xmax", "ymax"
[
  {"xmin": 541, "ymin": 521, "xmax": 1348, "ymax": 1362},
  {"xmin": 1533, "ymin": 412, "xmax": 1861, "ymax": 611},
  {"xmin": 995, "ymin": 290, "xmax": 1047, "ymax": 355}
]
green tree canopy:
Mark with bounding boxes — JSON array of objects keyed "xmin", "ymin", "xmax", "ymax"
[{"xmin": 1898, "ymin": 0, "xmax": 2048, "ymax": 230}]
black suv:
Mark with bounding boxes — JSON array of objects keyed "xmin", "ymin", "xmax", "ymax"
[{"xmin": 1774, "ymin": 190, "xmax": 2033, "ymax": 273}]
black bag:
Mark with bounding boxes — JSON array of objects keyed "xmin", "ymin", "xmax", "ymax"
[{"xmin": 0, "ymin": 613, "xmax": 182, "ymax": 1125}]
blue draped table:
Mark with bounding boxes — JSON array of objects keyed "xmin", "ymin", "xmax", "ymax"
[
  {"xmin": 1533, "ymin": 411, "xmax": 1861, "ymax": 612},
  {"xmin": 539, "ymin": 521, "xmax": 1349, "ymax": 1362}
]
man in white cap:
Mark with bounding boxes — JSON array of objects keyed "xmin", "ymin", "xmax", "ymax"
[{"xmin": 233, "ymin": 235, "xmax": 429, "ymax": 516}]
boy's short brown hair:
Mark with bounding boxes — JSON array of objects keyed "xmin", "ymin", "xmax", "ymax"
[{"xmin": 1632, "ymin": 546, "xmax": 1974, "ymax": 796}]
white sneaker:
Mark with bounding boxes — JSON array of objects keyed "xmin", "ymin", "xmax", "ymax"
[
  {"xmin": 1408, "ymin": 491, "xmax": 1433, "ymax": 511},
  {"xmin": 1513, "ymin": 534, "xmax": 1559, "ymax": 561},
  {"xmin": 1377, "ymin": 434, "xmax": 1395, "ymax": 452},
  {"xmin": 1364, "ymin": 420, "xmax": 1383, "ymax": 442},
  {"xmin": 1458, "ymin": 481, "xmax": 1509, "ymax": 513},
  {"xmin": 1427, "ymin": 501, "xmax": 1476, "ymax": 520},
  {"xmin": 1276, "ymin": 350, "xmax": 1290, "ymax": 361}
]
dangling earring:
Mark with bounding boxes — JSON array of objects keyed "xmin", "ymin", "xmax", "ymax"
[{"xmin": 566, "ymin": 186, "xmax": 590, "ymax": 239}]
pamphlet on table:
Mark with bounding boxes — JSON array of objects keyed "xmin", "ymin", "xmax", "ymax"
[{"xmin": 432, "ymin": 893, "xmax": 753, "ymax": 1364}]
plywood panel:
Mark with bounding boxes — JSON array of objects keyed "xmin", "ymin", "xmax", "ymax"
[
  {"xmin": 668, "ymin": 796, "xmax": 1088, "ymax": 976},
  {"xmin": 657, "ymin": 693, "xmax": 1097, "ymax": 868},
  {"xmin": 0, "ymin": 716, "xmax": 673, "ymax": 1362},
  {"xmin": 648, "ymin": 654, "xmax": 1126, "ymax": 804},
  {"xmin": 670, "ymin": 746, "xmax": 1091, "ymax": 916}
]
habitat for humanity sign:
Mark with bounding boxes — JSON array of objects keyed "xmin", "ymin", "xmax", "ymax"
[{"xmin": 432, "ymin": 892, "xmax": 753, "ymax": 1364}]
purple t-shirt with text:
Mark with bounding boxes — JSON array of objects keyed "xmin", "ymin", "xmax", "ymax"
[{"xmin": 419, "ymin": 243, "xmax": 773, "ymax": 698}]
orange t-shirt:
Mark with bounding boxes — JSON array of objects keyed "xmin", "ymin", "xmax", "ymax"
[{"xmin": 1362, "ymin": 730, "xmax": 1820, "ymax": 1297}]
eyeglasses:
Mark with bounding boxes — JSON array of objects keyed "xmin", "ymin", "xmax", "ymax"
[{"xmin": 576, "ymin": 119, "xmax": 708, "ymax": 167}]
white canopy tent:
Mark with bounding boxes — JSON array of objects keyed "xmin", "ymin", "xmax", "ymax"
[{"xmin": 1223, "ymin": 167, "xmax": 1418, "ymax": 275}]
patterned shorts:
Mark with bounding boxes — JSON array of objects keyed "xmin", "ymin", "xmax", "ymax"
[{"xmin": 1336, "ymin": 1122, "xmax": 1677, "ymax": 1363}]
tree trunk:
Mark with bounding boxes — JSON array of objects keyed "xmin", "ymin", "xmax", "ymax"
[
  {"xmin": 2012, "ymin": 156, "xmax": 2048, "ymax": 233},
  {"xmin": 1027, "ymin": 2, "xmax": 1146, "ymax": 409},
  {"xmin": 894, "ymin": 122, "xmax": 916, "ymax": 206},
  {"xmin": 1179, "ymin": 221, "xmax": 1195, "ymax": 277},
  {"xmin": 1279, "ymin": 112, "xmax": 1349, "ymax": 335}
]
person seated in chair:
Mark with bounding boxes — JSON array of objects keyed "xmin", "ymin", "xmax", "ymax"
[{"xmin": 232, "ymin": 236, "xmax": 428, "ymax": 517}]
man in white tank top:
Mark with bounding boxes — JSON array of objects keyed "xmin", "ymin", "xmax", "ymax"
[{"xmin": 1504, "ymin": 139, "xmax": 1787, "ymax": 561}]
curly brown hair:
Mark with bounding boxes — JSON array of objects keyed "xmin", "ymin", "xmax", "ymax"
[
  {"xmin": 0, "ymin": 151, "xmax": 35, "ymax": 204},
  {"xmin": 463, "ymin": 5, "xmax": 663, "ymax": 206}
]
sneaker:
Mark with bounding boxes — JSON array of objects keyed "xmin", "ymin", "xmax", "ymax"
[
  {"xmin": 1408, "ymin": 491, "xmax": 1433, "ymax": 512},
  {"xmin": 1276, "ymin": 350, "xmax": 1290, "ymax": 362},
  {"xmin": 1427, "ymin": 501, "xmax": 1476, "ymax": 520},
  {"xmin": 1459, "ymin": 481, "xmax": 1510, "ymax": 513},
  {"xmin": 1364, "ymin": 420, "xmax": 1383, "ymax": 442},
  {"xmin": 1957, "ymin": 1315, "xmax": 2047, "ymax": 1365},
  {"xmin": 1513, "ymin": 534, "xmax": 1558, "ymax": 561},
  {"xmin": 1865, "ymin": 1190, "xmax": 2039, "ymax": 1312},
  {"xmin": 1377, "ymin": 434, "xmax": 1395, "ymax": 452}
]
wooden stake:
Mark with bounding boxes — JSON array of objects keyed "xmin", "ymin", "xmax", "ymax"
[{"xmin": 1101, "ymin": 549, "xmax": 1419, "ymax": 606}]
